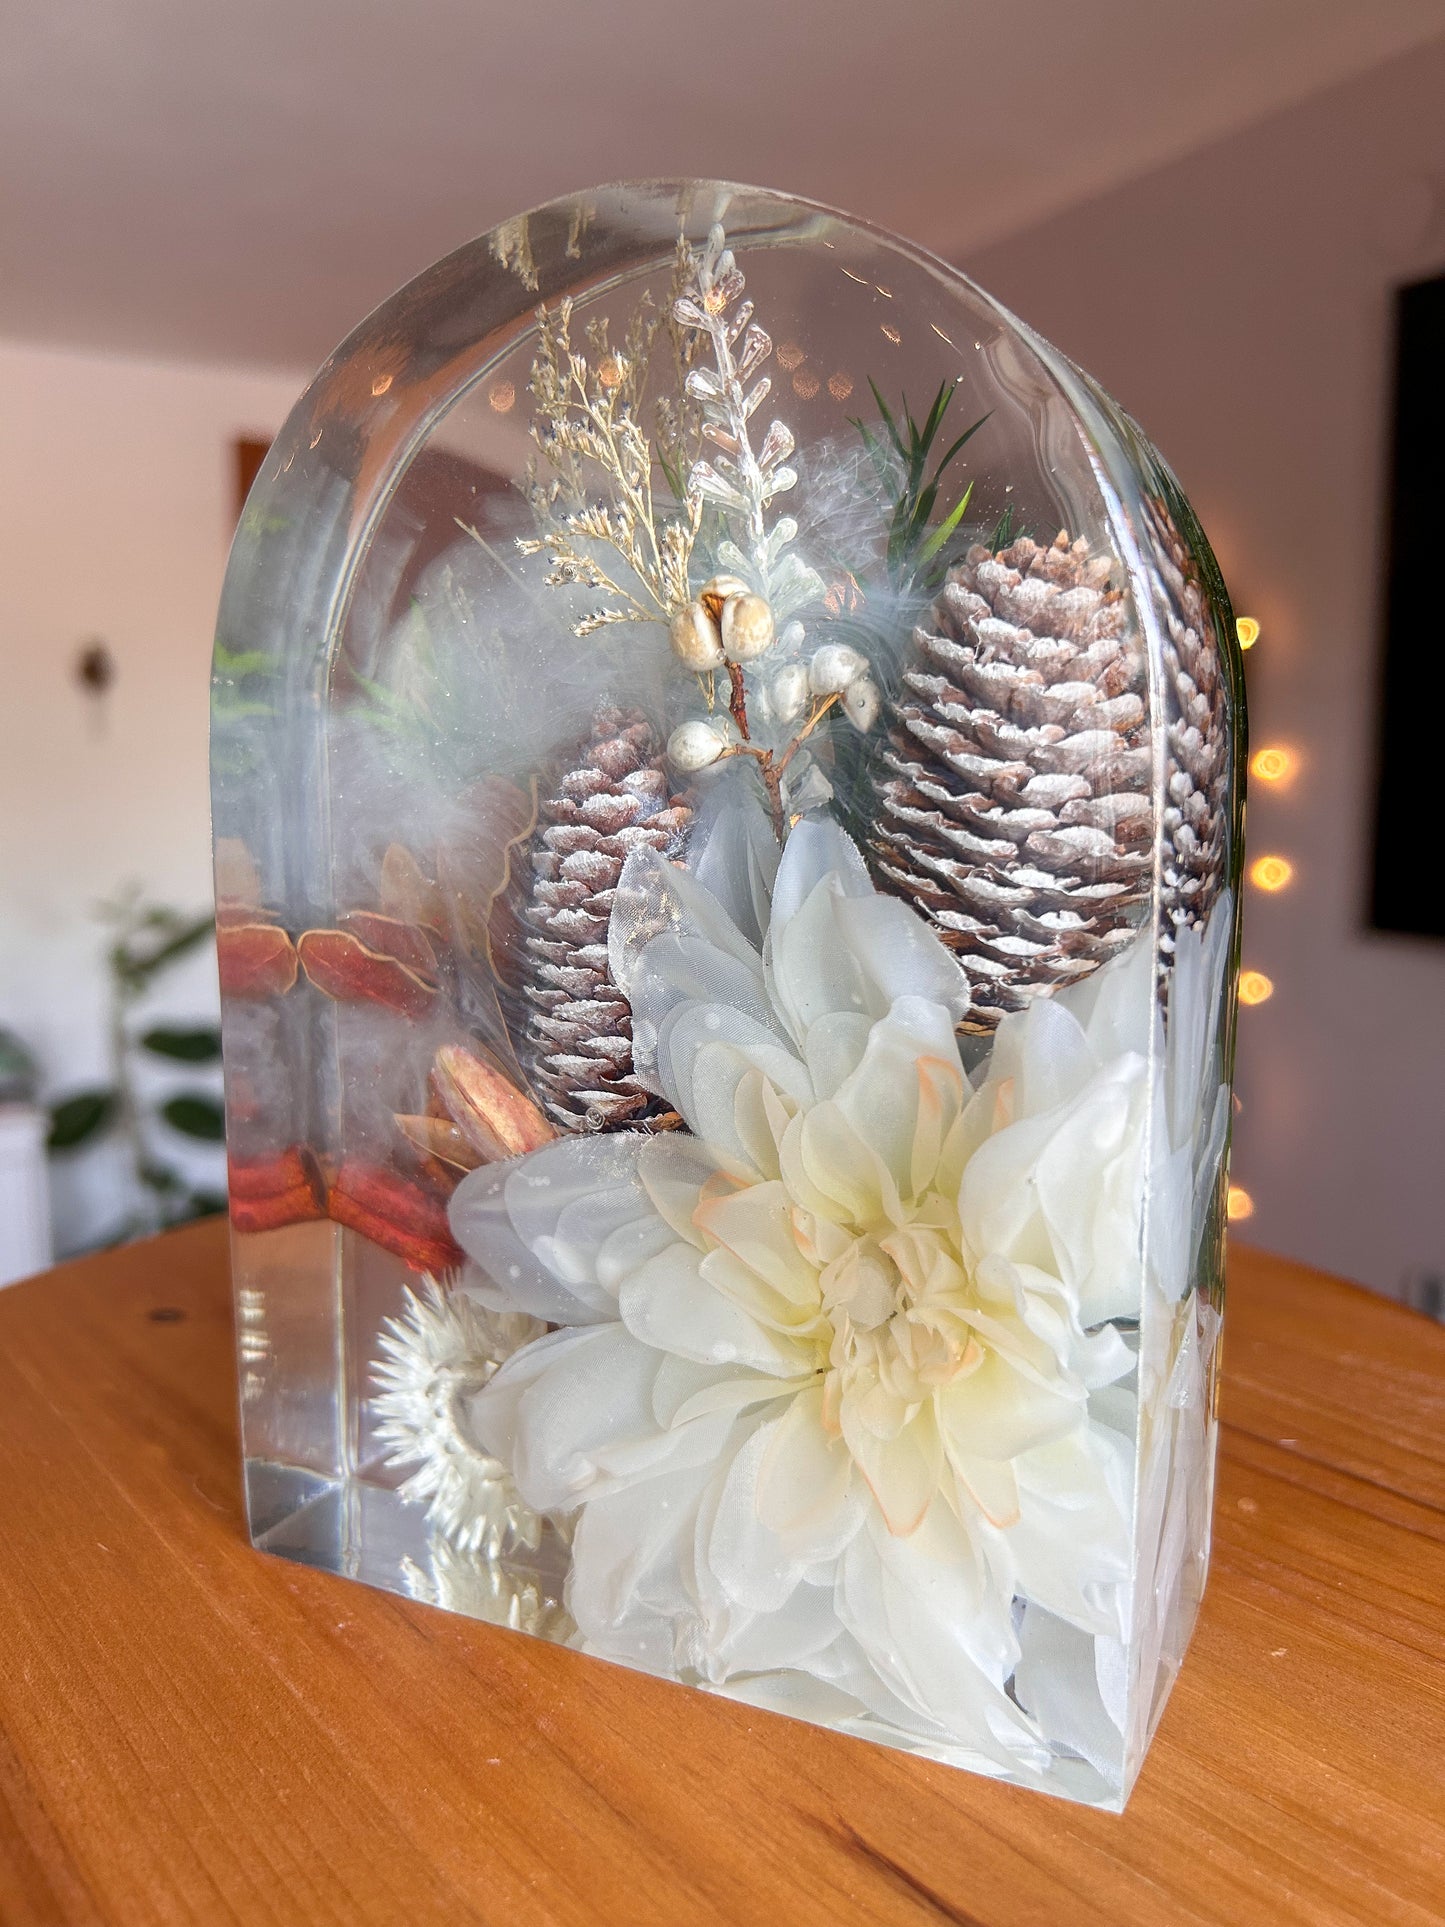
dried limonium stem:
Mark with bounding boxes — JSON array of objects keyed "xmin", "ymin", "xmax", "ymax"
[{"xmin": 520, "ymin": 294, "xmax": 701, "ymax": 636}]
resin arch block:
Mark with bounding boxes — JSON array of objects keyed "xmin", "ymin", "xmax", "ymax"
[{"xmin": 213, "ymin": 181, "xmax": 1244, "ymax": 1808}]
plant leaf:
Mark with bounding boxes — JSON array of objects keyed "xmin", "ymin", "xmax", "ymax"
[
  {"xmin": 916, "ymin": 481, "xmax": 976, "ymax": 569},
  {"xmin": 928, "ymin": 412, "xmax": 991, "ymax": 491},
  {"xmin": 866, "ymin": 380, "xmax": 905, "ymax": 460},
  {"xmin": 184, "ymin": 1190, "xmax": 229, "ymax": 1219},
  {"xmin": 48, "ymin": 1088, "xmax": 118, "ymax": 1151},
  {"xmin": 140, "ymin": 1025, "xmax": 223, "ymax": 1063},
  {"xmin": 160, "ymin": 1094, "xmax": 227, "ymax": 1142},
  {"xmin": 123, "ymin": 915, "xmax": 215, "ymax": 986}
]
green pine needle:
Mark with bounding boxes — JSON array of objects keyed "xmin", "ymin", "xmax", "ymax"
[{"xmin": 850, "ymin": 380, "xmax": 989, "ymax": 599}]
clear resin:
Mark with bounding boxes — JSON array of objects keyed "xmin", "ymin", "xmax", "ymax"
[{"xmin": 213, "ymin": 181, "xmax": 1244, "ymax": 1808}]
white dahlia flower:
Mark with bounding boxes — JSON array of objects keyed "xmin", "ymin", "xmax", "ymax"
[{"xmin": 445, "ymin": 805, "xmax": 1225, "ymax": 1791}]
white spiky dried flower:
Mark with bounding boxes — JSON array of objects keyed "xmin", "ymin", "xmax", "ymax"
[
  {"xmin": 400, "ymin": 1541, "xmax": 574, "ymax": 1641},
  {"xmin": 373, "ymin": 1275, "xmax": 546, "ymax": 1557}
]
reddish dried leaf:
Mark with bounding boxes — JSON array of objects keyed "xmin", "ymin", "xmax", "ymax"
[
  {"xmin": 228, "ymin": 1144, "xmax": 327, "ymax": 1232},
  {"xmin": 217, "ymin": 922, "xmax": 299, "ymax": 1000},
  {"xmin": 297, "ymin": 929, "xmax": 438, "ymax": 1017},
  {"xmin": 338, "ymin": 912, "xmax": 440, "ymax": 983},
  {"xmin": 328, "ymin": 1159, "xmax": 463, "ymax": 1273}
]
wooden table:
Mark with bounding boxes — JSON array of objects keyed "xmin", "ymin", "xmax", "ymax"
[{"xmin": 1, "ymin": 1221, "xmax": 1442, "ymax": 1927}]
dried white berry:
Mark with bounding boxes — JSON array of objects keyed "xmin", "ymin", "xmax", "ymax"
[
  {"xmin": 770, "ymin": 662, "xmax": 809, "ymax": 723},
  {"xmin": 670, "ymin": 601, "xmax": 725, "ymax": 671},
  {"xmin": 721, "ymin": 592, "xmax": 776, "ymax": 663},
  {"xmin": 842, "ymin": 675, "xmax": 881, "ymax": 732},
  {"xmin": 699, "ymin": 573, "xmax": 752, "ymax": 608},
  {"xmin": 808, "ymin": 643, "xmax": 866, "ymax": 694},
  {"xmin": 667, "ymin": 719, "xmax": 727, "ymax": 771}
]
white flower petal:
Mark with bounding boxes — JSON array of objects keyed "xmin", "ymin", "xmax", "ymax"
[
  {"xmin": 830, "ymin": 996, "xmax": 965, "ymax": 1202},
  {"xmin": 833, "ymin": 892, "xmax": 972, "ymax": 1026},
  {"xmin": 657, "ymin": 1010, "xmax": 811, "ymax": 1170},
  {"xmin": 755, "ymin": 1386, "xmax": 867, "ymax": 1562},
  {"xmin": 692, "ymin": 1178, "xmax": 822, "ymax": 1312},
  {"xmin": 630, "ymin": 942, "xmax": 775, "ymax": 1095},
  {"xmin": 652, "ymin": 1354, "xmax": 794, "ymax": 1428},
  {"xmin": 568, "ymin": 1454, "xmax": 716, "ymax": 1669},
  {"xmin": 1004, "ymin": 1426, "xmax": 1134, "ymax": 1636},
  {"xmin": 689, "ymin": 792, "xmax": 781, "ymax": 950},
  {"xmin": 838, "ymin": 1506, "xmax": 1028, "ymax": 1750},
  {"xmin": 936, "ymin": 1349, "xmax": 1082, "ymax": 1463},
  {"xmin": 619, "ymin": 1239, "xmax": 816, "ymax": 1377},
  {"xmin": 451, "ymin": 1134, "xmax": 647, "ymax": 1324},
  {"xmin": 483, "ymin": 1321, "xmax": 731, "ymax": 1513},
  {"xmin": 840, "ymin": 1406, "xmax": 943, "ymax": 1537},
  {"xmin": 767, "ymin": 813, "xmax": 872, "ymax": 930},
  {"xmin": 801, "ymin": 1010, "xmax": 873, "ymax": 1099},
  {"xmin": 1013, "ymin": 1603, "xmax": 1125, "ymax": 1788},
  {"xmin": 699, "ymin": 1421, "xmax": 812, "ymax": 1615},
  {"xmin": 636, "ymin": 1131, "xmax": 718, "ymax": 1249},
  {"xmin": 767, "ymin": 876, "xmax": 877, "ymax": 1043},
  {"xmin": 609, "ymin": 841, "xmax": 764, "ymax": 1002}
]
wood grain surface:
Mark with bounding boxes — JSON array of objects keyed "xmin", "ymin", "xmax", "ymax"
[{"xmin": 0, "ymin": 1219, "xmax": 1442, "ymax": 1927}]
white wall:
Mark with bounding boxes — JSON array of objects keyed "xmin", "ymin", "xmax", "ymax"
[
  {"xmin": 967, "ymin": 40, "xmax": 1445, "ymax": 1298},
  {"xmin": 0, "ymin": 340, "xmax": 304, "ymax": 1253}
]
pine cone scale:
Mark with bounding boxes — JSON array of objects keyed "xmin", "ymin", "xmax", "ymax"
[
  {"xmin": 870, "ymin": 531, "xmax": 1152, "ymax": 1029},
  {"xmin": 512, "ymin": 705, "xmax": 690, "ymax": 1129}
]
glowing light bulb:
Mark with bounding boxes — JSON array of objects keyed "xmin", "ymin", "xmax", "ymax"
[
  {"xmin": 488, "ymin": 381, "xmax": 516, "ymax": 414},
  {"xmin": 1238, "ymin": 970, "xmax": 1274, "ymax": 1005},
  {"xmin": 1250, "ymin": 855, "xmax": 1294, "ymax": 892},
  {"xmin": 792, "ymin": 369, "xmax": 821, "ymax": 400},
  {"xmin": 1237, "ymin": 616, "xmax": 1260, "ymax": 649},
  {"xmin": 827, "ymin": 370, "xmax": 854, "ymax": 402},
  {"xmin": 1227, "ymin": 1185, "xmax": 1255, "ymax": 1221},
  {"xmin": 776, "ymin": 341, "xmax": 806, "ymax": 371},
  {"xmin": 1250, "ymin": 745, "xmax": 1296, "ymax": 785}
]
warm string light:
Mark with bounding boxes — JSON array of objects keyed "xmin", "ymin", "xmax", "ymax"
[
  {"xmin": 1250, "ymin": 744, "xmax": 1296, "ymax": 785},
  {"xmin": 1235, "ymin": 617, "xmax": 1277, "ymax": 1226},
  {"xmin": 1238, "ymin": 970, "xmax": 1274, "ymax": 1005},
  {"xmin": 1250, "ymin": 854, "xmax": 1294, "ymax": 893},
  {"xmin": 488, "ymin": 380, "xmax": 516, "ymax": 414}
]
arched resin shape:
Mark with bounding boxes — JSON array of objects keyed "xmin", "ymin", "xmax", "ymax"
[{"xmin": 213, "ymin": 180, "xmax": 1244, "ymax": 1809}]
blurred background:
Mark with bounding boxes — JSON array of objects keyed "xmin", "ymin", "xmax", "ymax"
[{"xmin": 2, "ymin": 0, "xmax": 1443, "ymax": 1298}]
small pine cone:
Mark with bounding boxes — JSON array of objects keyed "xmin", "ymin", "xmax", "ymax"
[
  {"xmin": 870, "ymin": 532, "xmax": 1151, "ymax": 1031},
  {"xmin": 516, "ymin": 705, "xmax": 691, "ymax": 1130},
  {"xmin": 1145, "ymin": 498, "xmax": 1229, "ymax": 957}
]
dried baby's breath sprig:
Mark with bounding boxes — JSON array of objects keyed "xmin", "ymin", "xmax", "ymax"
[{"xmin": 521, "ymin": 296, "xmax": 702, "ymax": 637}]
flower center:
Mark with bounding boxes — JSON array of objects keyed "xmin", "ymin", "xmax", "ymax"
[{"xmin": 818, "ymin": 1226, "xmax": 981, "ymax": 1414}]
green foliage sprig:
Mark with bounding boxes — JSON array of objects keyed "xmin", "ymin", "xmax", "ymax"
[
  {"xmin": 47, "ymin": 891, "xmax": 226, "ymax": 1244},
  {"xmin": 851, "ymin": 380, "xmax": 988, "ymax": 603}
]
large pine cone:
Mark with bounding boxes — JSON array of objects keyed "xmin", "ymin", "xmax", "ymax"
[
  {"xmin": 1147, "ymin": 499, "xmax": 1230, "ymax": 959},
  {"xmin": 870, "ymin": 532, "xmax": 1152, "ymax": 1032},
  {"xmin": 514, "ymin": 705, "xmax": 691, "ymax": 1129}
]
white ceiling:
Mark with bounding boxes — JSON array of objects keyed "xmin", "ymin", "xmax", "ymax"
[{"xmin": 5, "ymin": 0, "xmax": 1444, "ymax": 373}]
